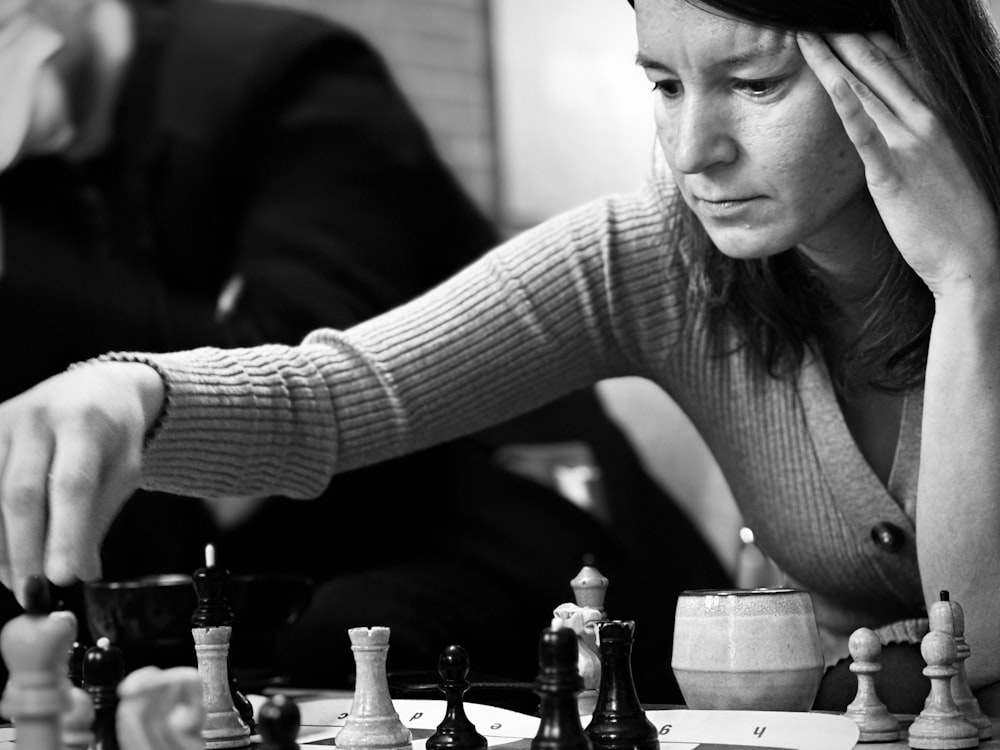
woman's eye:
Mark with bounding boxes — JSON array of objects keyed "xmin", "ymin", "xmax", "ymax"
[
  {"xmin": 734, "ymin": 77, "xmax": 785, "ymax": 97},
  {"xmin": 652, "ymin": 80, "xmax": 683, "ymax": 99}
]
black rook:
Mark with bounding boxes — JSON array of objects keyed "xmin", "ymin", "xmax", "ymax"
[{"xmin": 585, "ymin": 621, "xmax": 658, "ymax": 750}]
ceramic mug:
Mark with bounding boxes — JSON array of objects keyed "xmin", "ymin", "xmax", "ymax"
[{"xmin": 671, "ymin": 588, "xmax": 824, "ymax": 711}]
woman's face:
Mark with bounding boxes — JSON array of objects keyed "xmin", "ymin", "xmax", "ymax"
[{"xmin": 637, "ymin": 0, "xmax": 877, "ymax": 261}]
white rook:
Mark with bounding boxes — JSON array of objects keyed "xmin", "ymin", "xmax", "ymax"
[
  {"xmin": 193, "ymin": 626, "xmax": 250, "ymax": 749},
  {"xmin": 336, "ymin": 627, "xmax": 412, "ymax": 750}
]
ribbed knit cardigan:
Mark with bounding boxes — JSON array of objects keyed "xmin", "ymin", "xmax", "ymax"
[{"xmin": 112, "ymin": 175, "xmax": 928, "ymax": 652}]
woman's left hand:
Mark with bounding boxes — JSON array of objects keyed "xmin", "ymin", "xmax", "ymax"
[{"xmin": 798, "ymin": 32, "xmax": 999, "ymax": 297}]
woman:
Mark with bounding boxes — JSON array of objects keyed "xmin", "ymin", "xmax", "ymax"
[{"xmin": 1, "ymin": 0, "xmax": 998, "ymax": 710}]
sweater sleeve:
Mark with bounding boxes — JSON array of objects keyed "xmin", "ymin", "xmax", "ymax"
[{"xmin": 105, "ymin": 181, "xmax": 686, "ymax": 500}]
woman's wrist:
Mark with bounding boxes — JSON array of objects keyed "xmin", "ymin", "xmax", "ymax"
[
  {"xmin": 931, "ymin": 273, "xmax": 1000, "ymax": 331},
  {"xmin": 928, "ymin": 252, "xmax": 1000, "ymax": 302},
  {"xmin": 131, "ymin": 362, "xmax": 167, "ymax": 438},
  {"xmin": 81, "ymin": 359, "xmax": 167, "ymax": 439}
]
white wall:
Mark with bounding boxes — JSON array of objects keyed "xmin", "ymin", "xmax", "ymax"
[
  {"xmin": 491, "ymin": 0, "xmax": 654, "ymax": 229},
  {"xmin": 491, "ymin": 0, "xmax": 743, "ymax": 574}
]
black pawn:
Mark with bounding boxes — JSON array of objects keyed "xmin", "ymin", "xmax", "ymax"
[
  {"xmin": 192, "ymin": 556, "xmax": 255, "ymax": 733},
  {"xmin": 258, "ymin": 694, "xmax": 300, "ymax": 750},
  {"xmin": 68, "ymin": 640, "xmax": 88, "ymax": 688},
  {"xmin": 532, "ymin": 626, "xmax": 593, "ymax": 750},
  {"xmin": 83, "ymin": 638, "xmax": 125, "ymax": 750},
  {"xmin": 585, "ymin": 621, "xmax": 657, "ymax": 750},
  {"xmin": 427, "ymin": 645, "xmax": 488, "ymax": 750}
]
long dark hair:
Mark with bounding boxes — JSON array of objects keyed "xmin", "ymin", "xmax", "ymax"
[{"xmin": 649, "ymin": 0, "xmax": 1000, "ymax": 392}]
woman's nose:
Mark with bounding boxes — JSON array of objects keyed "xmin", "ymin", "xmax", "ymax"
[{"xmin": 667, "ymin": 98, "xmax": 737, "ymax": 174}]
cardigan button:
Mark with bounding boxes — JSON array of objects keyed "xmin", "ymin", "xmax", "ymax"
[{"xmin": 870, "ymin": 522, "xmax": 905, "ymax": 552}]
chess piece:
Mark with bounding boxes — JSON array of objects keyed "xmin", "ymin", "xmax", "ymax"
[
  {"xmin": 49, "ymin": 609, "xmax": 85, "ymax": 685},
  {"xmin": 117, "ymin": 665, "xmax": 206, "ymax": 750},
  {"xmin": 531, "ymin": 622, "xmax": 593, "ymax": 750},
  {"xmin": 193, "ymin": 625, "xmax": 251, "ymax": 749},
  {"xmin": 258, "ymin": 695, "xmax": 301, "ymax": 750},
  {"xmin": 50, "ymin": 608, "xmax": 97, "ymax": 750},
  {"xmin": 552, "ymin": 565, "xmax": 609, "ymax": 714},
  {"xmin": 552, "ymin": 596, "xmax": 607, "ymax": 716},
  {"xmin": 68, "ymin": 640, "xmax": 89, "ymax": 688},
  {"xmin": 585, "ymin": 620, "xmax": 657, "ymax": 750},
  {"xmin": 571, "ymin": 566, "xmax": 609, "ymax": 616},
  {"xmin": 335, "ymin": 626, "xmax": 413, "ymax": 750},
  {"xmin": 0, "ymin": 576, "xmax": 73, "ymax": 750},
  {"xmin": 929, "ymin": 592, "xmax": 991, "ymax": 740},
  {"xmin": 843, "ymin": 628, "xmax": 900, "ymax": 742},
  {"xmin": 552, "ymin": 605, "xmax": 603, "ymax": 714},
  {"xmin": 192, "ymin": 544, "xmax": 255, "ymax": 734},
  {"xmin": 907, "ymin": 630, "xmax": 978, "ymax": 750},
  {"xmin": 61, "ymin": 685, "xmax": 96, "ymax": 750},
  {"xmin": 84, "ymin": 636, "xmax": 126, "ymax": 750},
  {"xmin": 427, "ymin": 645, "xmax": 488, "ymax": 750}
]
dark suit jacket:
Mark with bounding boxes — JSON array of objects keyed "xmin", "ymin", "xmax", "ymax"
[{"xmin": 0, "ymin": 0, "xmax": 728, "ymax": 697}]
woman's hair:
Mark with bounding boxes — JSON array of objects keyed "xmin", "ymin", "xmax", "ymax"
[{"xmin": 666, "ymin": 0, "xmax": 1000, "ymax": 392}]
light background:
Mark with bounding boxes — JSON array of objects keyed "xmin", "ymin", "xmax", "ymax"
[{"xmin": 492, "ymin": 0, "xmax": 653, "ymax": 229}]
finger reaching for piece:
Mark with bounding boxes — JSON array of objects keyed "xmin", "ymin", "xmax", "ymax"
[
  {"xmin": 45, "ymin": 429, "xmax": 119, "ymax": 587},
  {"xmin": 0, "ymin": 422, "xmax": 53, "ymax": 596},
  {"xmin": 0, "ymin": 362, "xmax": 165, "ymax": 602}
]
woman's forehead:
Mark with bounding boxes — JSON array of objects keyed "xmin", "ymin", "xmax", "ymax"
[{"xmin": 637, "ymin": 0, "xmax": 795, "ymax": 70}]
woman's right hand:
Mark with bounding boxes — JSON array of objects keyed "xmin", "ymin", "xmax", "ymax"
[{"xmin": 0, "ymin": 361, "xmax": 164, "ymax": 602}]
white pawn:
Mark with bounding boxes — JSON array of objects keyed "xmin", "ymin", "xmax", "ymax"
[
  {"xmin": 907, "ymin": 630, "xmax": 978, "ymax": 750},
  {"xmin": 929, "ymin": 594, "xmax": 991, "ymax": 740},
  {"xmin": 0, "ymin": 577, "xmax": 73, "ymax": 750},
  {"xmin": 335, "ymin": 627, "xmax": 412, "ymax": 750},
  {"xmin": 49, "ymin": 609, "xmax": 96, "ymax": 750},
  {"xmin": 844, "ymin": 628, "xmax": 900, "ymax": 742}
]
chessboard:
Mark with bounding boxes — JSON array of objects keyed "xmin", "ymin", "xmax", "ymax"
[
  {"xmin": 251, "ymin": 694, "xmax": 867, "ymax": 750},
  {"xmin": 251, "ymin": 697, "xmax": 1000, "ymax": 750},
  {"xmin": 3, "ymin": 695, "xmax": 995, "ymax": 750},
  {"xmin": 0, "ymin": 561, "xmax": 996, "ymax": 750}
]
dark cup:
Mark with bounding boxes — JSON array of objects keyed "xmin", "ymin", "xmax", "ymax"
[{"xmin": 83, "ymin": 573, "xmax": 313, "ymax": 675}]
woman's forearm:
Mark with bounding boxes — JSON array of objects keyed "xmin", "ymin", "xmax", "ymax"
[{"xmin": 917, "ymin": 283, "xmax": 1000, "ymax": 688}]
